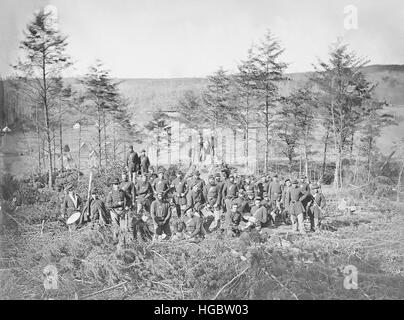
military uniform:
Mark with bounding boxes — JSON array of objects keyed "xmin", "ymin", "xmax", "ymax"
[
  {"xmin": 152, "ymin": 178, "xmax": 170, "ymax": 196},
  {"xmin": 171, "ymin": 177, "xmax": 187, "ymax": 217},
  {"xmin": 120, "ymin": 180, "xmax": 136, "ymax": 208},
  {"xmin": 139, "ymin": 154, "xmax": 150, "ymax": 175},
  {"xmin": 126, "ymin": 151, "xmax": 139, "ymax": 180},
  {"xmin": 106, "ymin": 188, "xmax": 130, "ymax": 235},
  {"xmin": 135, "ymin": 180, "xmax": 153, "ymax": 212},
  {"xmin": 150, "ymin": 198, "xmax": 171, "ymax": 237},
  {"xmin": 251, "ymin": 205, "xmax": 269, "ymax": 230},
  {"xmin": 308, "ymin": 188, "xmax": 326, "ymax": 231},
  {"xmin": 61, "ymin": 193, "xmax": 82, "ymax": 219},
  {"xmin": 182, "ymin": 214, "xmax": 204, "ymax": 239},
  {"xmin": 285, "ymin": 184, "xmax": 306, "ymax": 233}
]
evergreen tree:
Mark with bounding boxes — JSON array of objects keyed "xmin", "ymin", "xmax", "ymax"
[{"xmin": 13, "ymin": 9, "xmax": 72, "ymax": 187}]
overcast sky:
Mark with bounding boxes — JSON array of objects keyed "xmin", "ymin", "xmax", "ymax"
[{"xmin": 1, "ymin": 0, "xmax": 403, "ymax": 78}]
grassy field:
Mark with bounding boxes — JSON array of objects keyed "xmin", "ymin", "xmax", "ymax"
[{"xmin": 1, "ymin": 185, "xmax": 403, "ymax": 300}]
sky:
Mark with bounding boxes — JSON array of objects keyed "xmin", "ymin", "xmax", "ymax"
[{"xmin": 1, "ymin": 0, "xmax": 404, "ymax": 78}]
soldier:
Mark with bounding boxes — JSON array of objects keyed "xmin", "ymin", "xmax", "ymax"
[
  {"xmin": 135, "ymin": 174, "xmax": 154, "ymax": 213},
  {"xmin": 139, "ymin": 149, "xmax": 150, "ymax": 175},
  {"xmin": 281, "ymin": 179, "xmax": 292, "ymax": 223},
  {"xmin": 255, "ymin": 177, "xmax": 265, "ymax": 198},
  {"xmin": 106, "ymin": 178, "xmax": 130, "ymax": 238},
  {"xmin": 285, "ymin": 179, "xmax": 306, "ymax": 234},
  {"xmin": 227, "ymin": 202, "xmax": 243, "ymax": 237},
  {"xmin": 243, "ymin": 176, "xmax": 255, "ymax": 195},
  {"xmin": 299, "ymin": 176, "xmax": 311, "ymax": 220},
  {"xmin": 184, "ymin": 183, "xmax": 205, "ymax": 214},
  {"xmin": 214, "ymin": 173, "xmax": 224, "ymax": 209},
  {"xmin": 222, "ymin": 174, "xmax": 239, "ymax": 224},
  {"xmin": 250, "ymin": 196, "xmax": 270, "ymax": 231},
  {"xmin": 182, "ymin": 208, "xmax": 204, "ymax": 241},
  {"xmin": 61, "ymin": 184, "xmax": 82, "ymax": 221},
  {"xmin": 308, "ymin": 184, "xmax": 326, "ymax": 232},
  {"xmin": 171, "ymin": 171, "xmax": 187, "ymax": 218},
  {"xmin": 152, "ymin": 168, "xmax": 171, "ymax": 198},
  {"xmin": 269, "ymin": 174, "xmax": 283, "ymax": 210},
  {"xmin": 126, "ymin": 145, "xmax": 139, "ymax": 181},
  {"xmin": 84, "ymin": 188, "xmax": 110, "ymax": 226},
  {"xmin": 188, "ymin": 170, "xmax": 205, "ymax": 191},
  {"xmin": 232, "ymin": 189, "xmax": 249, "ymax": 215},
  {"xmin": 150, "ymin": 192, "xmax": 171, "ymax": 240},
  {"xmin": 120, "ymin": 172, "xmax": 136, "ymax": 208},
  {"xmin": 245, "ymin": 190, "xmax": 255, "ymax": 213}
]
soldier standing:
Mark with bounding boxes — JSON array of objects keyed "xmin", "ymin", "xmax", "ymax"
[
  {"xmin": 152, "ymin": 168, "xmax": 171, "ymax": 198},
  {"xmin": 171, "ymin": 171, "xmax": 187, "ymax": 218},
  {"xmin": 135, "ymin": 174, "xmax": 154, "ymax": 213},
  {"xmin": 285, "ymin": 179, "xmax": 306, "ymax": 234},
  {"xmin": 84, "ymin": 188, "xmax": 110, "ymax": 226},
  {"xmin": 106, "ymin": 178, "xmax": 130, "ymax": 238},
  {"xmin": 150, "ymin": 192, "xmax": 171, "ymax": 240},
  {"xmin": 139, "ymin": 149, "xmax": 151, "ymax": 175},
  {"xmin": 120, "ymin": 172, "xmax": 136, "ymax": 208},
  {"xmin": 269, "ymin": 174, "xmax": 283, "ymax": 210},
  {"xmin": 126, "ymin": 146, "xmax": 139, "ymax": 182},
  {"xmin": 308, "ymin": 184, "xmax": 326, "ymax": 232},
  {"xmin": 222, "ymin": 174, "xmax": 239, "ymax": 225}
]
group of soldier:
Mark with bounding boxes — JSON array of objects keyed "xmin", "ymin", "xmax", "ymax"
[{"xmin": 60, "ymin": 146, "xmax": 327, "ymax": 242}]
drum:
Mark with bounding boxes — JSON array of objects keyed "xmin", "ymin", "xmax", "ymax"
[{"xmin": 66, "ymin": 211, "xmax": 81, "ymax": 225}]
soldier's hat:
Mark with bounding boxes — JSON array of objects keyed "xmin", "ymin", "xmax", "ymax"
[
  {"xmin": 312, "ymin": 184, "xmax": 320, "ymax": 190},
  {"xmin": 300, "ymin": 175, "xmax": 307, "ymax": 179},
  {"xmin": 292, "ymin": 179, "xmax": 298, "ymax": 184},
  {"xmin": 157, "ymin": 192, "xmax": 163, "ymax": 196},
  {"xmin": 255, "ymin": 196, "xmax": 262, "ymax": 201},
  {"xmin": 285, "ymin": 178, "xmax": 291, "ymax": 183},
  {"xmin": 215, "ymin": 173, "xmax": 221, "ymax": 178},
  {"xmin": 65, "ymin": 184, "xmax": 74, "ymax": 191},
  {"xmin": 238, "ymin": 189, "xmax": 245, "ymax": 195},
  {"xmin": 158, "ymin": 168, "xmax": 165, "ymax": 174},
  {"xmin": 112, "ymin": 177, "xmax": 120, "ymax": 185},
  {"xmin": 141, "ymin": 149, "xmax": 146, "ymax": 152},
  {"xmin": 273, "ymin": 174, "xmax": 278, "ymax": 178},
  {"xmin": 129, "ymin": 145, "xmax": 134, "ymax": 149},
  {"xmin": 247, "ymin": 190, "xmax": 254, "ymax": 196},
  {"xmin": 208, "ymin": 174, "xmax": 214, "ymax": 179}
]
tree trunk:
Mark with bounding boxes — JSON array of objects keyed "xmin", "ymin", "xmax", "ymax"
[
  {"xmin": 304, "ymin": 125, "xmax": 309, "ymax": 178},
  {"xmin": 397, "ymin": 160, "xmax": 404, "ymax": 203},
  {"xmin": 98, "ymin": 109, "xmax": 102, "ymax": 169},
  {"xmin": 321, "ymin": 128, "xmax": 329, "ymax": 179},
  {"xmin": 78, "ymin": 121, "xmax": 81, "ymax": 181},
  {"xmin": 103, "ymin": 111, "xmax": 107, "ymax": 167},
  {"xmin": 233, "ymin": 129, "xmax": 237, "ymax": 164},
  {"xmin": 59, "ymin": 104, "xmax": 63, "ymax": 170}
]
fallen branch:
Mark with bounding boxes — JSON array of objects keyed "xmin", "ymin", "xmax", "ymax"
[
  {"xmin": 80, "ymin": 281, "xmax": 128, "ymax": 299},
  {"xmin": 212, "ymin": 266, "xmax": 249, "ymax": 300},
  {"xmin": 265, "ymin": 270, "xmax": 299, "ymax": 300}
]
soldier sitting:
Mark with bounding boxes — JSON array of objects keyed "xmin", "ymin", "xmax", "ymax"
[{"xmin": 182, "ymin": 208, "xmax": 204, "ymax": 241}]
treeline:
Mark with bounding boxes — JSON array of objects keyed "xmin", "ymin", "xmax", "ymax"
[
  {"xmin": 174, "ymin": 31, "xmax": 400, "ymax": 189},
  {"xmin": 10, "ymin": 9, "xmax": 138, "ymax": 187}
]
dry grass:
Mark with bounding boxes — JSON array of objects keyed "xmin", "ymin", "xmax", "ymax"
[{"xmin": 1, "ymin": 188, "xmax": 403, "ymax": 300}]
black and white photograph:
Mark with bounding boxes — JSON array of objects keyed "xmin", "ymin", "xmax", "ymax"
[{"xmin": 0, "ymin": 0, "xmax": 404, "ymax": 304}]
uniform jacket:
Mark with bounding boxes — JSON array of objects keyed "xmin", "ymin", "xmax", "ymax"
[
  {"xmin": 106, "ymin": 189, "xmax": 128, "ymax": 210},
  {"xmin": 135, "ymin": 181, "xmax": 153, "ymax": 199},
  {"xmin": 150, "ymin": 199, "xmax": 171, "ymax": 220},
  {"xmin": 62, "ymin": 193, "xmax": 82, "ymax": 217},
  {"xmin": 222, "ymin": 181, "xmax": 238, "ymax": 199},
  {"xmin": 126, "ymin": 151, "xmax": 139, "ymax": 170},
  {"xmin": 269, "ymin": 181, "xmax": 283, "ymax": 201},
  {"xmin": 120, "ymin": 181, "xmax": 136, "ymax": 205},
  {"xmin": 205, "ymin": 183, "xmax": 221, "ymax": 206}
]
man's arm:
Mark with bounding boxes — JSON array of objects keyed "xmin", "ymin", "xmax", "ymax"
[{"xmin": 163, "ymin": 204, "xmax": 171, "ymax": 224}]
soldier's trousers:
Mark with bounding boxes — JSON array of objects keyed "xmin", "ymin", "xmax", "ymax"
[
  {"xmin": 289, "ymin": 201, "xmax": 306, "ymax": 233},
  {"xmin": 308, "ymin": 206, "xmax": 322, "ymax": 231},
  {"xmin": 224, "ymin": 198, "xmax": 235, "ymax": 227},
  {"xmin": 110, "ymin": 209, "xmax": 128, "ymax": 237}
]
